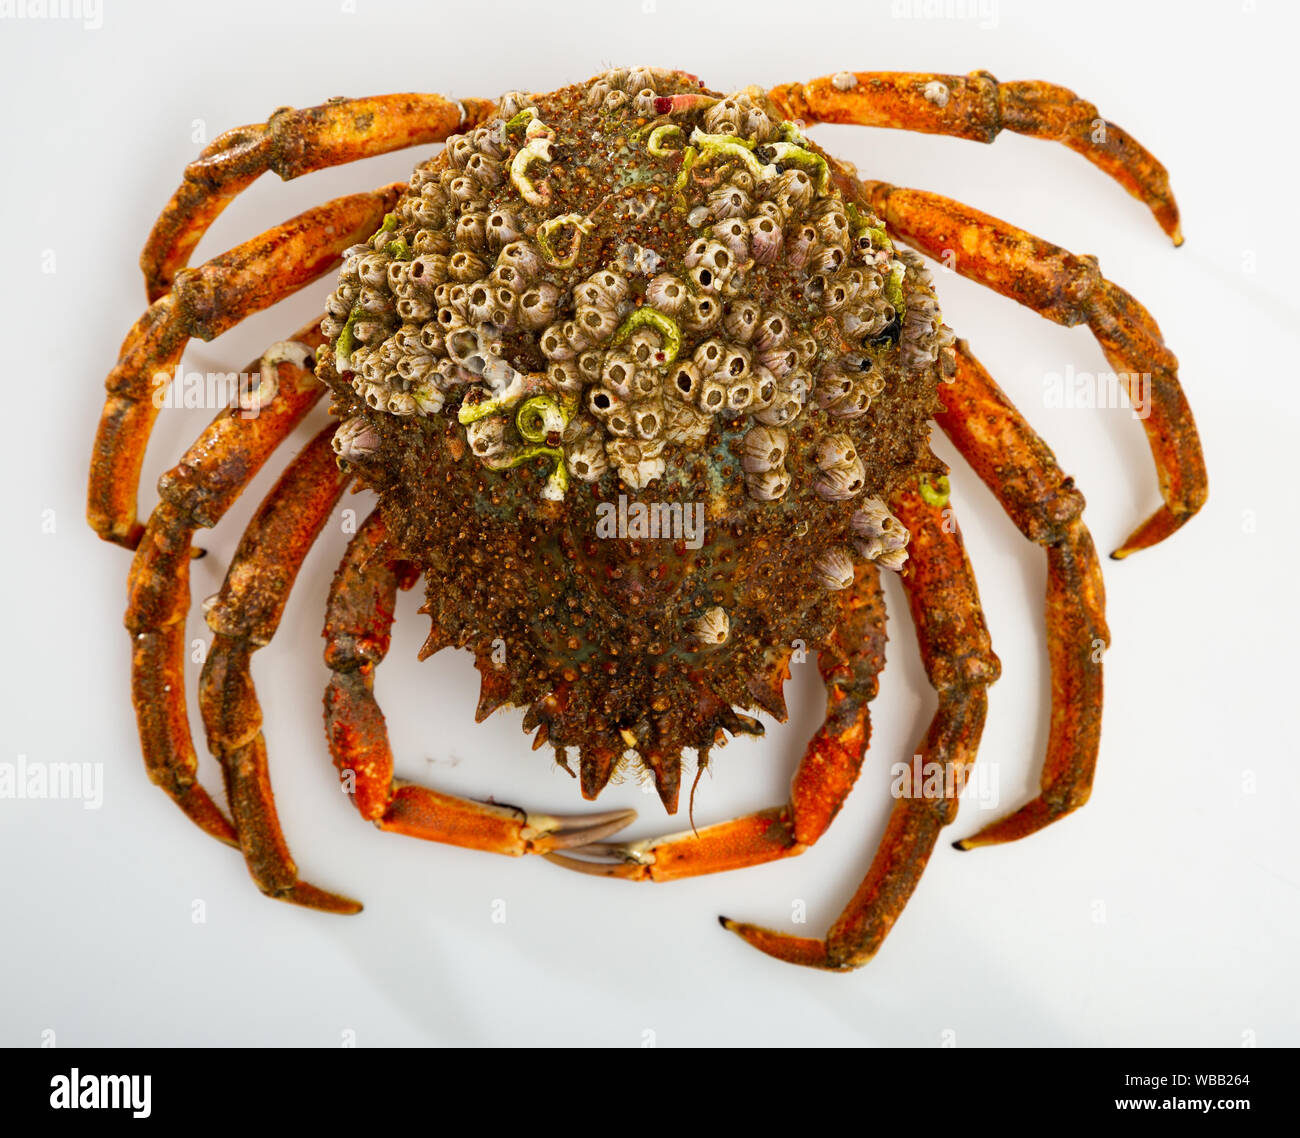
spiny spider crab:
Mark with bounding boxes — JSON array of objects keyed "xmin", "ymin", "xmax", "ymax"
[{"xmin": 91, "ymin": 67, "xmax": 1205, "ymax": 971}]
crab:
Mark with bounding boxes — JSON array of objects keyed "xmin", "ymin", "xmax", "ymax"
[{"xmin": 90, "ymin": 67, "xmax": 1205, "ymax": 971}]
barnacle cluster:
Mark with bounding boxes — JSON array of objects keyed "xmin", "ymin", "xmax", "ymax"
[
  {"xmin": 322, "ymin": 68, "xmax": 950, "ymax": 525},
  {"xmin": 316, "ymin": 69, "xmax": 954, "ymax": 803}
]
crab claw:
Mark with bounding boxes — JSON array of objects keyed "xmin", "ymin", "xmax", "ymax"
[
  {"xmin": 543, "ymin": 839, "xmax": 657, "ymax": 880},
  {"xmin": 519, "ymin": 807, "xmax": 639, "ymax": 852}
]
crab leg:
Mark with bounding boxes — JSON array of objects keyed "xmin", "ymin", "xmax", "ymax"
[
  {"xmin": 88, "ymin": 185, "xmax": 402, "ymax": 549},
  {"xmin": 939, "ymin": 339, "xmax": 1109, "ymax": 847},
  {"xmin": 197, "ymin": 426, "xmax": 360, "ymax": 913},
  {"xmin": 863, "ymin": 180, "xmax": 1206, "ymax": 557},
  {"xmin": 768, "ymin": 71, "xmax": 1181, "ymax": 243},
  {"xmin": 544, "ymin": 566, "xmax": 888, "ymax": 879},
  {"xmin": 721, "ymin": 476, "xmax": 1001, "ymax": 970},
  {"xmin": 324, "ymin": 509, "xmax": 638, "ymax": 854},
  {"xmin": 142, "ymin": 93, "xmax": 496, "ymax": 301},
  {"xmin": 125, "ymin": 323, "xmax": 327, "ymax": 846}
]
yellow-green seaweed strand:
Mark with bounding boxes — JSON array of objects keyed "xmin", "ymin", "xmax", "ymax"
[
  {"xmin": 647, "ymin": 124, "xmax": 684, "ymax": 156},
  {"xmin": 334, "ymin": 304, "xmax": 363, "ymax": 372},
  {"xmin": 490, "ymin": 445, "xmax": 569, "ymax": 501},
  {"xmin": 504, "ymin": 107, "xmax": 537, "ymax": 133},
  {"xmin": 884, "ymin": 260, "xmax": 907, "ymax": 309},
  {"xmin": 763, "ymin": 142, "xmax": 829, "ymax": 193},
  {"xmin": 687, "ymin": 129, "xmax": 773, "ymax": 183},
  {"xmin": 536, "ymin": 213, "xmax": 593, "ymax": 268},
  {"xmin": 515, "ymin": 394, "xmax": 572, "ymax": 500},
  {"xmin": 611, "ymin": 308, "xmax": 681, "ymax": 368},
  {"xmin": 918, "ymin": 473, "xmax": 950, "ymax": 508},
  {"xmin": 671, "ymin": 145, "xmax": 698, "ymax": 208},
  {"xmin": 515, "ymin": 394, "xmax": 568, "ymax": 443}
]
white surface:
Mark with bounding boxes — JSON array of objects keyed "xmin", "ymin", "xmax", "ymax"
[{"xmin": 2, "ymin": 0, "xmax": 1297, "ymax": 1047}]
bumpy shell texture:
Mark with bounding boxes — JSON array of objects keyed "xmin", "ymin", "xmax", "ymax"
[{"xmin": 317, "ymin": 68, "xmax": 954, "ymax": 812}]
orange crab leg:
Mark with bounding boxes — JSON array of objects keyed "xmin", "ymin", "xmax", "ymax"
[
  {"xmin": 142, "ymin": 93, "xmax": 496, "ymax": 301},
  {"xmin": 862, "ymin": 180, "xmax": 1206, "ymax": 557},
  {"xmin": 323, "ymin": 510, "xmax": 638, "ymax": 854},
  {"xmin": 722, "ymin": 476, "xmax": 1001, "ymax": 970},
  {"xmin": 545, "ymin": 566, "xmax": 888, "ymax": 879},
  {"xmin": 198, "ymin": 427, "xmax": 360, "ymax": 913},
  {"xmin": 88, "ymin": 184, "xmax": 402, "ymax": 549},
  {"xmin": 124, "ymin": 323, "xmax": 327, "ymax": 846},
  {"xmin": 938, "ymin": 339, "xmax": 1109, "ymax": 847},
  {"xmin": 768, "ymin": 71, "xmax": 1181, "ymax": 243}
]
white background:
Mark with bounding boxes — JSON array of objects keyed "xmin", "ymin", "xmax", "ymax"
[{"xmin": 2, "ymin": 0, "xmax": 1297, "ymax": 1047}]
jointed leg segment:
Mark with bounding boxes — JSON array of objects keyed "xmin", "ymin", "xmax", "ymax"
[
  {"xmin": 198, "ymin": 426, "xmax": 358, "ymax": 913},
  {"xmin": 90, "ymin": 185, "xmax": 402, "ymax": 548},
  {"xmin": 937, "ymin": 340, "xmax": 1109, "ymax": 847},
  {"xmin": 722, "ymin": 478, "xmax": 1000, "ymax": 970},
  {"xmin": 862, "ymin": 179, "xmax": 1206, "ymax": 557},
  {"xmin": 768, "ymin": 70, "xmax": 1181, "ymax": 242},
  {"xmin": 124, "ymin": 324, "xmax": 327, "ymax": 845},
  {"xmin": 323, "ymin": 510, "xmax": 638, "ymax": 855},
  {"xmin": 142, "ymin": 93, "xmax": 495, "ymax": 300}
]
